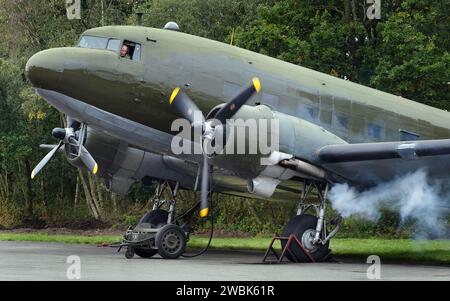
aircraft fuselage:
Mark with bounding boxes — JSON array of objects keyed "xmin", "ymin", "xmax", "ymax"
[{"xmin": 26, "ymin": 26, "xmax": 450, "ymax": 149}]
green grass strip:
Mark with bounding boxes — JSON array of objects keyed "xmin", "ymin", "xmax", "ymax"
[{"xmin": 0, "ymin": 233, "xmax": 448, "ymax": 264}]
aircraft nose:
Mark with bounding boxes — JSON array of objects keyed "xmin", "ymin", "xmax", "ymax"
[{"xmin": 26, "ymin": 48, "xmax": 65, "ymax": 89}]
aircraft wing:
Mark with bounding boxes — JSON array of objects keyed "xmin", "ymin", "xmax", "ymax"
[{"xmin": 317, "ymin": 139, "xmax": 450, "ymax": 186}]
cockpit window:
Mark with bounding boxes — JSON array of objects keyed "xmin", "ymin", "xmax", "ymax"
[
  {"xmin": 107, "ymin": 39, "xmax": 121, "ymax": 52},
  {"xmin": 132, "ymin": 44, "xmax": 141, "ymax": 61},
  {"xmin": 77, "ymin": 36, "xmax": 142, "ymax": 61},
  {"xmin": 78, "ymin": 35, "xmax": 108, "ymax": 49},
  {"xmin": 120, "ymin": 40, "xmax": 141, "ymax": 61}
]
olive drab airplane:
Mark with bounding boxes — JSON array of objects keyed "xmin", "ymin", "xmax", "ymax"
[{"xmin": 26, "ymin": 23, "xmax": 450, "ymax": 261}]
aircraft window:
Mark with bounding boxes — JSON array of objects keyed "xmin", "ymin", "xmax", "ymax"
[
  {"xmin": 132, "ymin": 44, "xmax": 141, "ymax": 61},
  {"xmin": 368, "ymin": 122, "xmax": 384, "ymax": 139},
  {"xmin": 297, "ymin": 103, "xmax": 319, "ymax": 122},
  {"xmin": 107, "ymin": 39, "xmax": 121, "ymax": 52},
  {"xmin": 78, "ymin": 35, "xmax": 108, "ymax": 49},
  {"xmin": 399, "ymin": 129, "xmax": 419, "ymax": 141},
  {"xmin": 120, "ymin": 40, "xmax": 141, "ymax": 61},
  {"xmin": 332, "ymin": 112, "xmax": 349, "ymax": 130},
  {"xmin": 298, "ymin": 104, "xmax": 318, "ymax": 121},
  {"xmin": 307, "ymin": 107, "xmax": 318, "ymax": 120}
]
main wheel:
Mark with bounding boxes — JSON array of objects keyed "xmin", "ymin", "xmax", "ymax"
[
  {"xmin": 155, "ymin": 224, "xmax": 186, "ymax": 259},
  {"xmin": 281, "ymin": 214, "xmax": 330, "ymax": 262}
]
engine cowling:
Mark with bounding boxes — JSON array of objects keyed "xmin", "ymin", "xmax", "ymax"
[
  {"xmin": 207, "ymin": 104, "xmax": 346, "ymax": 180},
  {"xmin": 67, "ymin": 127, "xmax": 197, "ymax": 194}
]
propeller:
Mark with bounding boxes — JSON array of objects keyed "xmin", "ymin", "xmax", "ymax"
[
  {"xmin": 31, "ymin": 141, "xmax": 63, "ymax": 179},
  {"xmin": 31, "ymin": 124, "xmax": 98, "ymax": 179},
  {"xmin": 168, "ymin": 78, "xmax": 262, "ymax": 218}
]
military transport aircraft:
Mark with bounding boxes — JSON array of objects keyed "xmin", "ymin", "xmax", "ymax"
[{"xmin": 25, "ymin": 23, "xmax": 450, "ymax": 261}]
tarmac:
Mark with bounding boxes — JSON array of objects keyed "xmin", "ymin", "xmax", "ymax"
[{"xmin": 0, "ymin": 241, "xmax": 448, "ymax": 281}]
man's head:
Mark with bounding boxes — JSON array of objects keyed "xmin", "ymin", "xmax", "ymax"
[{"xmin": 120, "ymin": 44, "xmax": 129, "ymax": 57}]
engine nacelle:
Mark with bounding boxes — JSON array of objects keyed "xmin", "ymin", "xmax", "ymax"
[
  {"xmin": 67, "ymin": 127, "xmax": 197, "ymax": 194},
  {"xmin": 208, "ymin": 104, "xmax": 346, "ymax": 179}
]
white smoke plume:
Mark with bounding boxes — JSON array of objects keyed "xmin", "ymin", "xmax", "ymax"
[{"xmin": 328, "ymin": 169, "xmax": 449, "ymax": 238}]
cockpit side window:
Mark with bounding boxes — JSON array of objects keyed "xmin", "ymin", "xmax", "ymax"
[
  {"xmin": 107, "ymin": 39, "xmax": 121, "ymax": 52},
  {"xmin": 77, "ymin": 35, "xmax": 142, "ymax": 62},
  {"xmin": 78, "ymin": 35, "xmax": 108, "ymax": 49},
  {"xmin": 120, "ymin": 40, "xmax": 141, "ymax": 61}
]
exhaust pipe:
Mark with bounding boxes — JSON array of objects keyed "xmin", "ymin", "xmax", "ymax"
[
  {"xmin": 280, "ymin": 158, "xmax": 326, "ymax": 180},
  {"xmin": 247, "ymin": 176, "xmax": 280, "ymax": 198}
]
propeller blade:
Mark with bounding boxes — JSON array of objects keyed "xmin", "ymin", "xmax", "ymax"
[
  {"xmin": 31, "ymin": 141, "xmax": 63, "ymax": 179},
  {"xmin": 199, "ymin": 147, "xmax": 209, "ymax": 218},
  {"xmin": 80, "ymin": 146, "xmax": 98, "ymax": 175},
  {"xmin": 213, "ymin": 77, "xmax": 261, "ymax": 123},
  {"xmin": 39, "ymin": 144, "xmax": 62, "ymax": 150},
  {"xmin": 169, "ymin": 87, "xmax": 205, "ymax": 126}
]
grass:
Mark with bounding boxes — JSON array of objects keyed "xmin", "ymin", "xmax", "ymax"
[
  {"xmin": 0, "ymin": 233, "xmax": 121, "ymax": 245},
  {"xmin": 0, "ymin": 232, "xmax": 449, "ymax": 264}
]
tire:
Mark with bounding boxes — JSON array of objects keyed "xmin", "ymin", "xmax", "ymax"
[
  {"xmin": 137, "ymin": 209, "xmax": 168, "ymax": 228},
  {"xmin": 155, "ymin": 224, "xmax": 186, "ymax": 259},
  {"xmin": 281, "ymin": 214, "xmax": 330, "ymax": 262},
  {"xmin": 134, "ymin": 248, "xmax": 157, "ymax": 258}
]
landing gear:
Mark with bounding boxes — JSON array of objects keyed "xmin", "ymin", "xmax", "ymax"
[
  {"xmin": 282, "ymin": 214, "xmax": 329, "ymax": 262},
  {"xmin": 115, "ymin": 180, "xmax": 199, "ymax": 260},
  {"xmin": 282, "ymin": 181, "xmax": 341, "ymax": 262}
]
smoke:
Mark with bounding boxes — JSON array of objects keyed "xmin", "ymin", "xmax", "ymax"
[{"xmin": 328, "ymin": 169, "xmax": 449, "ymax": 238}]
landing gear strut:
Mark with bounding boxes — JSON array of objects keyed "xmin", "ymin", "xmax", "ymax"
[
  {"xmin": 282, "ymin": 181, "xmax": 342, "ymax": 262},
  {"xmin": 114, "ymin": 180, "xmax": 198, "ymax": 259}
]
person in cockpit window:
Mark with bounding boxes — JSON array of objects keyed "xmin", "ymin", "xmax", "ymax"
[{"xmin": 120, "ymin": 44, "xmax": 131, "ymax": 59}]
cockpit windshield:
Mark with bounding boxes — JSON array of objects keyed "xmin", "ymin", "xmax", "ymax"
[{"xmin": 78, "ymin": 35, "xmax": 108, "ymax": 49}]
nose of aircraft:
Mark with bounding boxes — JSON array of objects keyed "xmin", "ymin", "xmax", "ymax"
[{"xmin": 25, "ymin": 48, "xmax": 65, "ymax": 89}]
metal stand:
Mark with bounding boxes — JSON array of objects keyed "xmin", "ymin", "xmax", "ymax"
[{"xmin": 262, "ymin": 235, "xmax": 315, "ymax": 263}]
